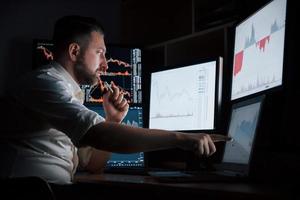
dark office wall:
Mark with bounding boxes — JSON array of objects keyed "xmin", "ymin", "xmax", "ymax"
[{"xmin": 0, "ymin": 0, "xmax": 121, "ymax": 95}]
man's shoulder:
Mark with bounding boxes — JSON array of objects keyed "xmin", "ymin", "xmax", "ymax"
[
  {"xmin": 21, "ymin": 64, "xmax": 64, "ymax": 85},
  {"xmin": 10, "ymin": 65, "xmax": 67, "ymax": 96}
]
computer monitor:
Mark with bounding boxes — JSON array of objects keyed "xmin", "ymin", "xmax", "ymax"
[
  {"xmin": 82, "ymin": 45, "xmax": 142, "ymax": 105},
  {"xmin": 149, "ymin": 57, "xmax": 223, "ymax": 131},
  {"xmin": 223, "ymin": 95, "xmax": 264, "ymax": 165},
  {"xmin": 220, "ymin": 95, "xmax": 264, "ymax": 176},
  {"xmin": 231, "ymin": 0, "xmax": 287, "ymax": 100},
  {"xmin": 87, "ymin": 105, "xmax": 145, "ymax": 169},
  {"xmin": 32, "ymin": 39, "xmax": 54, "ymax": 69}
]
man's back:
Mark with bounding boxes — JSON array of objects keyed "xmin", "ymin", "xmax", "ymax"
[{"xmin": 0, "ymin": 62, "xmax": 104, "ymax": 184}]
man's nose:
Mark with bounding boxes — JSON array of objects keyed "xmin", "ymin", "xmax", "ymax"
[{"xmin": 100, "ymin": 57, "xmax": 108, "ymax": 72}]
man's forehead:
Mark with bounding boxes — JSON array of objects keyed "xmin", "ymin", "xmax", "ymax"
[{"xmin": 89, "ymin": 31, "xmax": 106, "ymax": 49}]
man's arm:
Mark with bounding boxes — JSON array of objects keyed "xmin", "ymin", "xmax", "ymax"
[
  {"xmin": 80, "ymin": 81, "xmax": 230, "ymax": 171},
  {"xmin": 80, "ymin": 121, "xmax": 230, "ymax": 156},
  {"xmin": 85, "ymin": 148, "xmax": 111, "ymax": 174},
  {"xmin": 81, "ymin": 122, "xmax": 179, "ymax": 153}
]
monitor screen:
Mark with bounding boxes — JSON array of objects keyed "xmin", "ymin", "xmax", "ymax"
[
  {"xmin": 149, "ymin": 57, "xmax": 223, "ymax": 131},
  {"xmin": 32, "ymin": 39, "xmax": 54, "ymax": 69},
  {"xmin": 83, "ymin": 45, "xmax": 144, "ymax": 169},
  {"xmin": 231, "ymin": 0, "xmax": 287, "ymax": 100},
  {"xmin": 222, "ymin": 95, "xmax": 264, "ymax": 165},
  {"xmin": 87, "ymin": 105, "xmax": 145, "ymax": 168},
  {"xmin": 82, "ymin": 46, "xmax": 142, "ymax": 105}
]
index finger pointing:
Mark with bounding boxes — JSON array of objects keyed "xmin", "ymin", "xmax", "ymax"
[{"xmin": 210, "ymin": 134, "xmax": 233, "ymax": 142}]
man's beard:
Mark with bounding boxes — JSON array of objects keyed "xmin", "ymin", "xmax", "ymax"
[{"xmin": 74, "ymin": 57, "xmax": 98, "ymax": 86}]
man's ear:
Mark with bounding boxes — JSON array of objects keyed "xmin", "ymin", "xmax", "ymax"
[{"xmin": 68, "ymin": 43, "xmax": 80, "ymax": 61}]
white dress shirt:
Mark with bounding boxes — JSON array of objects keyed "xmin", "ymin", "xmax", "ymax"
[{"xmin": 0, "ymin": 62, "xmax": 104, "ymax": 184}]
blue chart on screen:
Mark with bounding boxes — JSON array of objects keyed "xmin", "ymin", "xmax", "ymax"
[
  {"xmin": 87, "ymin": 105, "xmax": 144, "ymax": 168},
  {"xmin": 223, "ymin": 101, "xmax": 261, "ymax": 164}
]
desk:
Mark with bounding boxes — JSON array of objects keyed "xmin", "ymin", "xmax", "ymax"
[{"xmin": 73, "ymin": 173, "xmax": 294, "ymax": 200}]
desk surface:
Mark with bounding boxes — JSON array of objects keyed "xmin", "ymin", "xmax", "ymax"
[{"xmin": 74, "ymin": 173, "xmax": 294, "ymax": 200}]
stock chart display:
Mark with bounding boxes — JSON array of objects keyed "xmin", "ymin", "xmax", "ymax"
[
  {"xmin": 82, "ymin": 47, "xmax": 142, "ymax": 105},
  {"xmin": 231, "ymin": 0, "xmax": 286, "ymax": 100}
]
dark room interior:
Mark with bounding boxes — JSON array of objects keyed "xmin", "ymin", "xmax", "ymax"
[{"xmin": 0, "ymin": 0, "xmax": 299, "ymax": 199}]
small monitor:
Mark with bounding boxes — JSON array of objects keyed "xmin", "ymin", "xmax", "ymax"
[
  {"xmin": 87, "ymin": 105, "xmax": 145, "ymax": 168},
  {"xmin": 231, "ymin": 0, "xmax": 287, "ymax": 100},
  {"xmin": 149, "ymin": 57, "xmax": 223, "ymax": 131},
  {"xmin": 222, "ymin": 95, "xmax": 264, "ymax": 175}
]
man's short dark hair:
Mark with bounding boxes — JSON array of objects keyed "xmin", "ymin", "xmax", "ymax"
[{"xmin": 52, "ymin": 15, "xmax": 105, "ymax": 54}]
